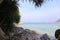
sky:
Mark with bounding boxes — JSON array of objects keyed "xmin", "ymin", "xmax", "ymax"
[{"xmin": 18, "ymin": 0, "xmax": 60, "ymax": 23}]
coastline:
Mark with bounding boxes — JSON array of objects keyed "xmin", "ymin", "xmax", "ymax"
[{"xmin": 17, "ymin": 23, "xmax": 60, "ymax": 37}]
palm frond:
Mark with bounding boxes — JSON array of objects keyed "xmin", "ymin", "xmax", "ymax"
[
  {"xmin": 30, "ymin": 0, "xmax": 44, "ymax": 7},
  {"xmin": 21, "ymin": 0, "xmax": 44, "ymax": 7}
]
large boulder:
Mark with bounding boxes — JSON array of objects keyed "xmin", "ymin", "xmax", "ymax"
[
  {"xmin": 40, "ymin": 34, "xmax": 50, "ymax": 40},
  {"xmin": 5, "ymin": 27, "xmax": 41, "ymax": 40},
  {"xmin": 0, "ymin": 28, "xmax": 9, "ymax": 40},
  {"xmin": 0, "ymin": 27, "xmax": 56, "ymax": 40}
]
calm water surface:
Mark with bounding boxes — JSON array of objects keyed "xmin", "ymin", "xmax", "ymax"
[{"xmin": 18, "ymin": 23, "xmax": 60, "ymax": 36}]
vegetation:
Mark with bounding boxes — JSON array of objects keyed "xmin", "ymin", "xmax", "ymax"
[
  {"xmin": 55, "ymin": 29, "xmax": 60, "ymax": 39},
  {"xmin": 0, "ymin": 0, "xmax": 44, "ymax": 35}
]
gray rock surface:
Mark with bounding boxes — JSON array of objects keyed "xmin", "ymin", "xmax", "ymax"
[
  {"xmin": 40, "ymin": 34, "xmax": 50, "ymax": 40},
  {"xmin": 0, "ymin": 28, "xmax": 9, "ymax": 40},
  {"xmin": 0, "ymin": 27, "xmax": 56, "ymax": 40}
]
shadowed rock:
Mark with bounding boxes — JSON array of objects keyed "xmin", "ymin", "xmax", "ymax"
[
  {"xmin": 0, "ymin": 27, "xmax": 56, "ymax": 40},
  {"xmin": 0, "ymin": 28, "xmax": 9, "ymax": 40},
  {"xmin": 5, "ymin": 27, "xmax": 41, "ymax": 40},
  {"xmin": 40, "ymin": 34, "xmax": 50, "ymax": 40}
]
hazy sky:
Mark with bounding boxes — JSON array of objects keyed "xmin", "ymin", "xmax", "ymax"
[{"xmin": 19, "ymin": 0, "xmax": 60, "ymax": 23}]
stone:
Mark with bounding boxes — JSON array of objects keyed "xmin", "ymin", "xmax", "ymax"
[
  {"xmin": 0, "ymin": 28, "xmax": 9, "ymax": 40},
  {"xmin": 0, "ymin": 27, "xmax": 56, "ymax": 40},
  {"xmin": 40, "ymin": 34, "xmax": 50, "ymax": 40}
]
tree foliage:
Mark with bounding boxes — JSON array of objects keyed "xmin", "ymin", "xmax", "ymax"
[
  {"xmin": 22, "ymin": 0, "xmax": 44, "ymax": 7},
  {"xmin": 0, "ymin": 0, "xmax": 44, "ymax": 35},
  {"xmin": 55, "ymin": 29, "xmax": 60, "ymax": 39},
  {"xmin": 0, "ymin": 0, "xmax": 20, "ymax": 34}
]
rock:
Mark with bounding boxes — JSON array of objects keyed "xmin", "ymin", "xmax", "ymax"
[
  {"xmin": 56, "ymin": 19, "xmax": 60, "ymax": 22},
  {"xmin": 40, "ymin": 34, "xmax": 50, "ymax": 40},
  {"xmin": 8, "ymin": 27, "xmax": 41, "ymax": 40},
  {"xmin": 13, "ymin": 27, "xmax": 24, "ymax": 34},
  {"xmin": 0, "ymin": 27, "xmax": 56, "ymax": 40},
  {"xmin": 0, "ymin": 28, "xmax": 9, "ymax": 40},
  {"xmin": 0, "ymin": 0, "xmax": 3, "ymax": 4}
]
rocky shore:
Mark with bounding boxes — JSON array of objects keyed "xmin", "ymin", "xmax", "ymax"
[{"xmin": 0, "ymin": 27, "xmax": 56, "ymax": 40}]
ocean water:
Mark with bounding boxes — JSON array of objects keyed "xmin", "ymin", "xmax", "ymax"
[{"xmin": 18, "ymin": 23, "xmax": 60, "ymax": 36}]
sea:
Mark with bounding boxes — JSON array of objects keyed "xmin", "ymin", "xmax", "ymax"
[{"xmin": 17, "ymin": 23, "xmax": 60, "ymax": 37}]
